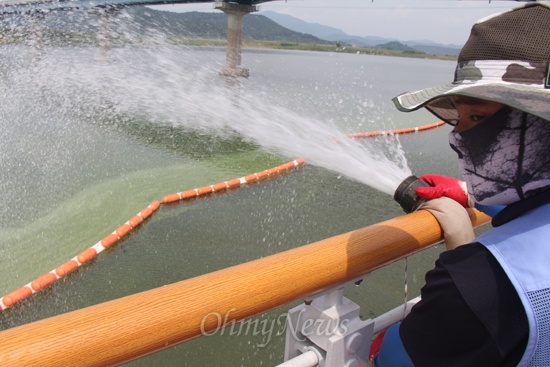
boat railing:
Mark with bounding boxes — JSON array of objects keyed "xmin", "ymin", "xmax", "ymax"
[{"xmin": 0, "ymin": 208, "xmax": 490, "ymax": 366}]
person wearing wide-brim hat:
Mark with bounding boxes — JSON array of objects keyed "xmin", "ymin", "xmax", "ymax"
[{"xmin": 371, "ymin": 3, "xmax": 550, "ymax": 366}]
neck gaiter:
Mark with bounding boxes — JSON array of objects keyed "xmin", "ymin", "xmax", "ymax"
[{"xmin": 449, "ymin": 106, "xmax": 550, "ymax": 206}]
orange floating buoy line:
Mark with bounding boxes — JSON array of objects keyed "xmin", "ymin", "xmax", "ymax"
[
  {"xmin": 161, "ymin": 158, "xmax": 305, "ymax": 204},
  {"xmin": 0, "ymin": 201, "xmax": 161, "ymax": 311},
  {"xmin": 0, "ymin": 121, "xmax": 444, "ymax": 312},
  {"xmin": 344, "ymin": 120, "xmax": 445, "ymax": 139}
]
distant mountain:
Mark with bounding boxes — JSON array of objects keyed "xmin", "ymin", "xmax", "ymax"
[
  {"xmin": 260, "ymin": 11, "xmax": 391, "ymax": 47},
  {"xmin": 404, "ymin": 41, "xmax": 462, "ymax": 57},
  {"xmin": 1, "ymin": 6, "xmax": 330, "ymax": 45},
  {"xmin": 260, "ymin": 10, "xmax": 462, "ymax": 56},
  {"xmin": 259, "ymin": 10, "xmax": 350, "ymax": 40},
  {"xmin": 375, "ymin": 41, "xmax": 416, "ymax": 52},
  {"xmin": 125, "ymin": 8, "xmax": 329, "ymax": 43},
  {"xmin": 0, "ymin": 6, "xmax": 460, "ymax": 56}
]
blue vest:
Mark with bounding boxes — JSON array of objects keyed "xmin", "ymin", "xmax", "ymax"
[{"xmin": 477, "ymin": 202, "xmax": 550, "ymax": 366}]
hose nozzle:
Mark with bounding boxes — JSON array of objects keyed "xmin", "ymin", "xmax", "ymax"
[{"xmin": 394, "ymin": 175, "xmax": 429, "ymax": 213}]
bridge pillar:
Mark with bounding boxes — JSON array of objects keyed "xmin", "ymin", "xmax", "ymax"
[
  {"xmin": 215, "ymin": 2, "xmax": 258, "ymax": 77},
  {"xmin": 27, "ymin": 12, "xmax": 45, "ymax": 58},
  {"xmin": 88, "ymin": 7, "xmax": 121, "ymax": 61}
]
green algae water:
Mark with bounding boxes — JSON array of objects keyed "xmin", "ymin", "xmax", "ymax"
[{"xmin": 0, "ymin": 35, "xmax": 462, "ymax": 365}]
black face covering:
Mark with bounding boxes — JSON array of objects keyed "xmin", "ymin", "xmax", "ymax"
[{"xmin": 448, "ymin": 106, "xmax": 550, "ymax": 206}]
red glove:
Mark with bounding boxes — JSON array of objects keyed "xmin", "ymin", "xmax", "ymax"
[{"xmin": 416, "ymin": 174, "xmax": 472, "ymax": 208}]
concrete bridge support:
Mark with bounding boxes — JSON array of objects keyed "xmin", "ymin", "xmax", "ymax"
[
  {"xmin": 27, "ymin": 12, "xmax": 45, "ymax": 58},
  {"xmin": 215, "ymin": 2, "xmax": 258, "ymax": 77},
  {"xmin": 89, "ymin": 7, "xmax": 121, "ymax": 61}
]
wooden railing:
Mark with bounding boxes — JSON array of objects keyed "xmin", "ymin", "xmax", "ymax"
[{"xmin": 0, "ymin": 209, "xmax": 490, "ymax": 366}]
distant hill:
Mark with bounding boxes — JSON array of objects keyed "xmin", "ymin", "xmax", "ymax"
[
  {"xmin": 260, "ymin": 10, "xmax": 462, "ymax": 56},
  {"xmin": 126, "ymin": 7, "xmax": 329, "ymax": 43},
  {"xmin": 0, "ymin": 6, "xmax": 329, "ymax": 45},
  {"xmin": 260, "ymin": 11, "xmax": 390, "ymax": 47},
  {"xmin": 258, "ymin": 10, "xmax": 350, "ymax": 41},
  {"xmin": 375, "ymin": 41, "xmax": 416, "ymax": 52},
  {"xmin": 404, "ymin": 42, "xmax": 462, "ymax": 57},
  {"xmin": 0, "ymin": 6, "xmax": 459, "ymax": 57}
]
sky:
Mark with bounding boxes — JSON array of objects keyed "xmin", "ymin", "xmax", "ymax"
[{"xmin": 147, "ymin": 0, "xmax": 549, "ymax": 46}]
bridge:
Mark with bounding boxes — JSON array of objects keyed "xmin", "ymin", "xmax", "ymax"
[
  {"xmin": 0, "ymin": 0, "xmax": 538, "ymax": 75},
  {"xmin": 0, "ymin": 0, "xmax": 279, "ymax": 76},
  {"xmin": 0, "ymin": 0, "xmax": 272, "ymax": 12}
]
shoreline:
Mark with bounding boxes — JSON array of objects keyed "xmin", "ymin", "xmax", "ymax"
[
  {"xmin": 0, "ymin": 32, "xmax": 458, "ymax": 61},
  {"xmin": 243, "ymin": 40, "xmax": 458, "ymax": 61},
  {"xmin": 178, "ymin": 37, "xmax": 458, "ymax": 61}
]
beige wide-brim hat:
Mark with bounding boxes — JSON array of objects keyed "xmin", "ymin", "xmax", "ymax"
[{"xmin": 393, "ymin": 3, "xmax": 550, "ymax": 124}]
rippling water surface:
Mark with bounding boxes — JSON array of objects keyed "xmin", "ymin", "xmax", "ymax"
[{"xmin": 0, "ymin": 35, "xmax": 463, "ymax": 365}]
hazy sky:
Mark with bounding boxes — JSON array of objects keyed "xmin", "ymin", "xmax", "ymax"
[{"xmin": 148, "ymin": 0, "xmax": 548, "ymax": 45}]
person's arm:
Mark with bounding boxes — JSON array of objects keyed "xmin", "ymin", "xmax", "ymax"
[
  {"xmin": 370, "ymin": 259, "xmax": 473, "ymax": 367},
  {"xmin": 392, "ymin": 245, "xmax": 524, "ymax": 367},
  {"xmin": 372, "ymin": 323, "xmax": 414, "ymax": 367}
]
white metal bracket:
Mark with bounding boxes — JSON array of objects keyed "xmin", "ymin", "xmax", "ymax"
[{"xmin": 282, "ymin": 277, "xmax": 374, "ymax": 367}]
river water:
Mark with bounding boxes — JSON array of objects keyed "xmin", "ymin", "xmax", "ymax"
[{"xmin": 0, "ymin": 41, "xmax": 465, "ymax": 365}]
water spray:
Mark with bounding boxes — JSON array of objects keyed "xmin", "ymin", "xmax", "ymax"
[{"xmin": 393, "ymin": 175, "xmax": 429, "ymax": 214}]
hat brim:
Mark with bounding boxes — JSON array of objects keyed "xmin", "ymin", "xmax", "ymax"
[{"xmin": 393, "ymin": 62, "xmax": 550, "ymax": 124}]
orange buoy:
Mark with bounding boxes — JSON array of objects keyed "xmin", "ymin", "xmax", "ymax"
[
  {"xmin": 180, "ymin": 190, "xmax": 197, "ymax": 200},
  {"xmin": 226, "ymin": 178, "xmax": 241, "ymax": 188},
  {"xmin": 115, "ymin": 224, "xmax": 132, "ymax": 239},
  {"xmin": 197, "ymin": 186, "xmax": 213, "ymax": 195},
  {"xmin": 140, "ymin": 207, "xmax": 153, "ymax": 219},
  {"xmin": 256, "ymin": 170, "xmax": 269, "ymax": 179},
  {"xmin": 244, "ymin": 174, "xmax": 258, "ymax": 182},
  {"xmin": 213, "ymin": 182, "xmax": 228, "ymax": 191},
  {"xmin": 266, "ymin": 168, "xmax": 279, "ymax": 176},
  {"xmin": 31, "ymin": 273, "xmax": 57, "ymax": 292},
  {"xmin": 77, "ymin": 248, "xmax": 97, "ymax": 265},
  {"xmin": 3, "ymin": 286, "xmax": 32, "ymax": 307},
  {"xmin": 162, "ymin": 193, "xmax": 181, "ymax": 203},
  {"xmin": 55, "ymin": 260, "xmax": 79, "ymax": 277},
  {"xmin": 150, "ymin": 201, "xmax": 160, "ymax": 211},
  {"xmin": 101, "ymin": 233, "xmax": 120, "ymax": 249},
  {"xmin": 129, "ymin": 215, "xmax": 143, "ymax": 228}
]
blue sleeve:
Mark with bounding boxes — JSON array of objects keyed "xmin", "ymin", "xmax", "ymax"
[
  {"xmin": 374, "ymin": 323, "xmax": 415, "ymax": 367},
  {"xmin": 474, "ymin": 203, "xmax": 505, "ymax": 217}
]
